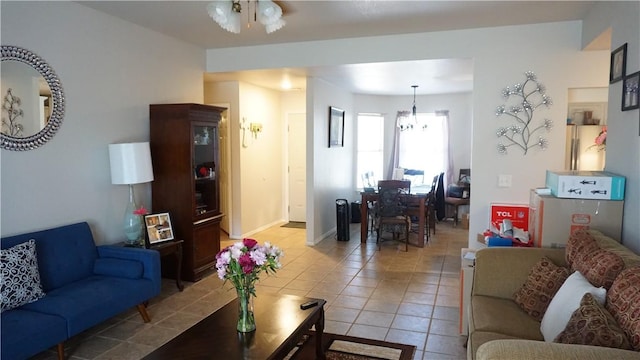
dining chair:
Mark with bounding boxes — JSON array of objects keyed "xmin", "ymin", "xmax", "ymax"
[
  {"xmin": 424, "ymin": 174, "xmax": 440, "ymax": 241},
  {"xmin": 375, "ymin": 180, "xmax": 411, "ymax": 251}
]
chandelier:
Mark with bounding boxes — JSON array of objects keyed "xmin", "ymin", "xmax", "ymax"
[
  {"xmin": 397, "ymin": 85, "xmax": 424, "ymax": 131},
  {"xmin": 411, "ymin": 85, "xmax": 418, "ymax": 118},
  {"xmin": 207, "ymin": 0, "xmax": 286, "ymax": 34}
]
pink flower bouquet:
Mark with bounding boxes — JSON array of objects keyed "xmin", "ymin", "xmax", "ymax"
[{"xmin": 215, "ymin": 238, "xmax": 283, "ymax": 295}]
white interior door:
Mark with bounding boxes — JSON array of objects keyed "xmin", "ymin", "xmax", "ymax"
[{"xmin": 288, "ymin": 113, "xmax": 306, "ymax": 222}]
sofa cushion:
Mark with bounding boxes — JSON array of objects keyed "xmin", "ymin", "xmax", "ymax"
[
  {"xmin": 565, "ymin": 229, "xmax": 599, "ymax": 268},
  {"xmin": 606, "ymin": 266, "xmax": 640, "ymax": 351},
  {"xmin": 0, "ymin": 308, "xmax": 67, "ymax": 360},
  {"xmin": 513, "ymin": 256, "xmax": 570, "ymax": 321},
  {"xmin": 1, "ymin": 222, "xmax": 98, "ymax": 291},
  {"xmin": 471, "ymin": 295, "xmax": 544, "ymax": 340},
  {"xmin": 0, "ymin": 240, "xmax": 46, "ymax": 312},
  {"xmin": 541, "ymin": 271, "xmax": 606, "ymax": 342},
  {"xmin": 573, "ymin": 249, "xmax": 625, "ymax": 289},
  {"xmin": 23, "ymin": 275, "xmax": 155, "ymax": 337},
  {"xmin": 555, "ymin": 293, "xmax": 631, "ymax": 349}
]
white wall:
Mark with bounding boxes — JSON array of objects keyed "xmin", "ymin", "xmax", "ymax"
[
  {"xmin": 204, "ymin": 82, "xmax": 284, "ymax": 238},
  {"xmin": 307, "ymin": 77, "xmax": 355, "ymax": 244},
  {"xmin": 238, "ymin": 83, "xmax": 284, "ymax": 235},
  {"xmin": 583, "ymin": 2, "xmax": 640, "ymax": 253},
  {"xmin": 1, "ymin": 2, "xmax": 205, "ymax": 243},
  {"xmin": 207, "ymin": 21, "xmax": 618, "ymax": 249}
]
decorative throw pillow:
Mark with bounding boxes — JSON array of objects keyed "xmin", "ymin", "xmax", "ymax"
[
  {"xmin": 606, "ymin": 266, "xmax": 640, "ymax": 351},
  {"xmin": 513, "ymin": 256, "xmax": 571, "ymax": 322},
  {"xmin": 573, "ymin": 248, "xmax": 625, "ymax": 289},
  {"xmin": 0, "ymin": 240, "xmax": 46, "ymax": 312},
  {"xmin": 565, "ymin": 229, "xmax": 599, "ymax": 268},
  {"xmin": 555, "ymin": 293, "xmax": 631, "ymax": 349},
  {"xmin": 540, "ymin": 271, "xmax": 606, "ymax": 342}
]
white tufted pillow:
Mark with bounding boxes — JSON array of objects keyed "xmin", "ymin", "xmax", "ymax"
[
  {"xmin": 1, "ymin": 240, "xmax": 46, "ymax": 312},
  {"xmin": 540, "ymin": 271, "xmax": 606, "ymax": 342}
]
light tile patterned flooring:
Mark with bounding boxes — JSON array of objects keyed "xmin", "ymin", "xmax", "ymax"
[{"xmin": 33, "ymin": 222, "xmax": 469, "ymax": 360}]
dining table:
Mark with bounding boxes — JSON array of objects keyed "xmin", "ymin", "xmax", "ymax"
[{"xmin": 360, "ymin": 192, "xmax": 428, "ymax": 248}]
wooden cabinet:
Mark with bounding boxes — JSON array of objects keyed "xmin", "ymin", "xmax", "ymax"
[{"xmin": 150, "ymin": 103, "xmax": 225, "ymax": 282}]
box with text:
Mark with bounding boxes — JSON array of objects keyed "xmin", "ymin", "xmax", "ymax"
[{"xmin": 490, "ymin": 203, "xmax": 530, "ymax": 232}]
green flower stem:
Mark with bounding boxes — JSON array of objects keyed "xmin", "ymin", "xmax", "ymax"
[{"xmin": 236, "ymin": 286, "xmax": 256, "ymax": 332}]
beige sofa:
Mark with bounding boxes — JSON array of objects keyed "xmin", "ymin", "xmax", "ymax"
[{"xmin": 467, "ymin": 229, "xmax": 640, "ymax": 360}]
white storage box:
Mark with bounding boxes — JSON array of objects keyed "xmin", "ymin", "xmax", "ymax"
[{"xmin": 545, "ymin": 170, "xmax": 625, "ymax": 200}]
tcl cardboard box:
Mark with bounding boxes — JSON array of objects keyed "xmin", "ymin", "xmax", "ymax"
[
  {"xmin": 529, "ymin": 189, "xmax": 623, "ymax": 248},
  {"xmin": 546, "ymin": 170, "xmax": 625, "ymax": 200},
  {"xmin": 490, "ymin": 203, "xmax": 529, "ymax": 231}
]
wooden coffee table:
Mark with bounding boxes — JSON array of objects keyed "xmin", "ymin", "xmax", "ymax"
[{"xmin": 143, "ymin": 293, "xmax": 326, "ymax": 359}]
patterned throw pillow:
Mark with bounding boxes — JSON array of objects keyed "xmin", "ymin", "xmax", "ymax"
[
  {"xmin": 573, "ymin": 249, "xmax": 625, "ymax": 289},
  {"xmin": 0, "ymin": 240, "xmax": 46, "ymax": 312},
  {"xmin": 606, "ymin": 266, "xmax": 640, "ymax": 351},
  {"xmin": 513, "ymin": 256, "xmax": 571, "ymax": 321},
  {"xmin": 565, "ymin": 229, "xmax": 599, "ymax": 268},
  {"xmin": 555, "ymin": 293, "xmax": 631, "ymax": 349}
]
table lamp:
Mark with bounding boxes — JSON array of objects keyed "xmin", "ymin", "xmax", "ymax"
[{"xmin": 109, "ymin": 142, "xmax": 154, "ymax": 245}]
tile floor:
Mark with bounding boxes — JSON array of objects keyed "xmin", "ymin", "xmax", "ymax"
[{"xmin": 33, "ymin": 222, "xmax": 469, "ymax": 360}]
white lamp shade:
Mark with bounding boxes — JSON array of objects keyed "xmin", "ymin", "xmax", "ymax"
[
  {"xmin": 109, "ymin": 142, "xmax": 154, "ymax": 185},
  {"xmin": 207, "ymin": 1, "xmax": 241, "ymax": 33},
  {"xmin": 258, "ymin": 0, "xmax": 283, "ymax": 23},
  {"xmin": 263, "ymin": 18, "xmax": 285, "ymax": 33}
]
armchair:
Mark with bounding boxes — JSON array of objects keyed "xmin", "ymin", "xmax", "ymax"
[{"xmin": 444, "ymin": 169, "xmax": 470, "ymax": 226}]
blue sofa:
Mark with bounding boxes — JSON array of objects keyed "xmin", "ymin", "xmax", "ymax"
[{"xmin": 1, "ymin": 222, "xmax": 161, "ymax": 360}]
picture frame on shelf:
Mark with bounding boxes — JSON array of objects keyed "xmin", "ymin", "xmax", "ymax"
[
  {"xmin": 328, "ymin": 106, "xmax": 345, "ymax": 147},
  {"xmin": 610, "ymin": 43, "xmax": 627, "ymax": 83},
  {"xmin": 144, "ymin": 212, "xmax": 174, "ymax": 246},
  {"xmin": 622, "ymin": 71, "xmax": 639, "ymax": 112}
]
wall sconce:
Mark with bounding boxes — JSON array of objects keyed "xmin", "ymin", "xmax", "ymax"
[{"xmin": 249, "ymin": 123, "xmax": 263, "ymax": 139}]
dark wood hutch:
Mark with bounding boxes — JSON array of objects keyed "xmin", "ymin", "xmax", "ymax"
[{"xmin": 150, "ymin": 103, "xmax": 224, "ymax": 282}]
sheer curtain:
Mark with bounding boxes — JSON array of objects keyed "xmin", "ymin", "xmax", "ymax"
[
  {"xmin": 387, "ymin": 111, "xmax": 409, "ymax": 180},
  {"xmin": 438, "ymin": 110, "xmax": 454, "ymax": 188},
  {"xmin": 396, "ymin": 111, "xmax": 453, "ymax": 185}
]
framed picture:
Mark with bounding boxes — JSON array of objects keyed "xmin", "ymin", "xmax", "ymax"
[
  {"xmin": 328, "ymin": 106, "xmax": 345, "ymax": 147},
  {"xmin": 144, "ymin": 212, "xmax": 174, "ymax": 246},
  {"xmin": 622, "ymin": 71, "xmax": 639, "ymax": 111},
  {"xmin": 610, "ymin": 43, "xmax": 627, "ymax": 83}
]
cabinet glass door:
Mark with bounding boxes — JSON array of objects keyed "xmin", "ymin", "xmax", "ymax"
[{"xmin": 193, "ymin": 123, "xmax": 218, "ymax": 217}]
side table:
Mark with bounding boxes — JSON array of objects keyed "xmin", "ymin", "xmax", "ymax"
[{"xmin": 149, "ymin": 240, "xmax": 184, "ymax": 291}]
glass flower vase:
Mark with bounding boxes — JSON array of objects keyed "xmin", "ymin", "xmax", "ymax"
[
  {"xmin": 123, "ymin": 185, "xmax": 143, "ymax": 246},
  {"xmin": 236, "ymin": 286, "xmax": 256, "ymax": 332}
]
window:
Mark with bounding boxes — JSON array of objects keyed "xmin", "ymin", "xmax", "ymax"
[
  {"xmin": 398, "ymin": 113, "xmax": 446, "ymax": 189},
  {"xmin": 356, "ymin": 113, "xmax": 384, "ymax": 189}
]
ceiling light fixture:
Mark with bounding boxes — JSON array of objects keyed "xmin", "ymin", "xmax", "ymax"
[
  {"xmin": 411, "ymin": 85, "xmax": 418, "ymax": 118},
  {"xmin": 207, "ymin": 0, "xmax": 285, "ymax": 34}
]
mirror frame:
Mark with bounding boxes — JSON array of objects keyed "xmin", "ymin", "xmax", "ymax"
[{"xmin": 1, "ymin": 45, "xmax": 65, "ymax": 151}]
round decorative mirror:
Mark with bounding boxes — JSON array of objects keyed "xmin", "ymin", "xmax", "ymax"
[{"xmin": 1, "ymin": 45, "xmax": 65, "ymax": 151}]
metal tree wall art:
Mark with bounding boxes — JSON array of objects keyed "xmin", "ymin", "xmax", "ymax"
[
  {"xmin": 1, "ymin": 88, "xmax": 24, "ymax": 137},
  {"xmin": 495, "ymin": 71, "xmax": 553, "ymax": 155}
]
